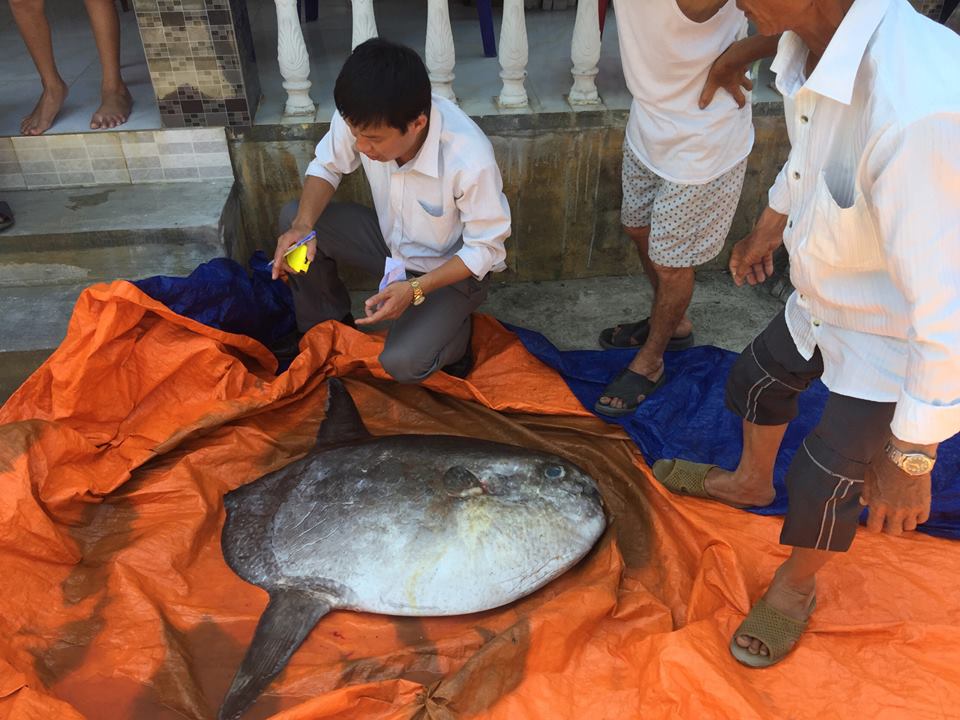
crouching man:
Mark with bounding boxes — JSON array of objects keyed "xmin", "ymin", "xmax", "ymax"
[{"xmin": 274, "ymin": 38, "xmax": 511, "ymax": 381}]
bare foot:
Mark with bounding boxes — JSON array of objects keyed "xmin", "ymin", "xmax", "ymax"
[
  {"xmin": 20, "ymin": 80, "xmax": 69, "ymax": 136},
  {"xmin": 735, "ymin": 572, "xmax": 816, "ymax": 658},
  {"xmin": 90, "ymin": 86, "xmax": 133, "ymax": 129},
  {"xmin": 703, "ymin": 466, "xmax": 776, "ymax": 507}
]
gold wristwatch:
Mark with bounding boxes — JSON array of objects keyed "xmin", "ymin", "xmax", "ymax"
[
  {"xmin": 884, "ymin": 441, "xmax": 936, "ymax": 476},
  {"xmin": 409, "ymin": 279, "xmax": 425, "ymax": 306}
]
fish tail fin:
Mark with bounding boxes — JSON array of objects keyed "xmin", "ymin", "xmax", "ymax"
[{"xmin": 218, "ymin": 589, "xmax": 330, "ymax": 720}]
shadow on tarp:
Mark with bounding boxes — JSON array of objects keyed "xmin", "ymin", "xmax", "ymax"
[{"xmin": 134, "ymin": 255, "xmax": 960, "ymax": 541}]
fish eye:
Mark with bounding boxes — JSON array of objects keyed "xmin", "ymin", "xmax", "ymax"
[{"xmin": 544, "ymin": 465, "xmax": 565, "ymax": 479}]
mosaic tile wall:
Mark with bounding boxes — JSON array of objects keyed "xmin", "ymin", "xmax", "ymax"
[
  {"xmin": 0, "ymin": 129, "xmax": 233, "ymax": 190},
  {"xmin": 132, "ymin": 0, "xmax": 260, "ymax": 128}
]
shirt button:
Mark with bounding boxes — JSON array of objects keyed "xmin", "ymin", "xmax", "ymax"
[
  {"xmin": 812, "ymin": 319, "xmax": 821, "ymax": 327},
  {"xmin": 800, "ymin": 115, "xmax": 809, "ymax": 123},
  {"xmin": 792, "ymin": 171, "xmax": 801, "ymax": 180},
  {"xmin": 788, "ymin": 219, "xmax": 794, "ymax": 228}
]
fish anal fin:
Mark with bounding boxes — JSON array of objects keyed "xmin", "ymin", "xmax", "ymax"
[
  {"xmin": 315, "ymin": 377, "xmax": 371, "ymax": 448},
  {"xmin": 218, "ymin": 589, "xmax": 331, "ymax": 720}
]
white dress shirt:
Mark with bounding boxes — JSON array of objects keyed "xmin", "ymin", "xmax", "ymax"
[
  {"xmin": 306, "ymin": 95, "xmax": 511, "ymax": 279},
  {"xmin": 768, "ymin": 0, "xmax": 960, "ymax": 444},
  {"xmin": 615, "ymin": 0, "xmax": 753, "ymax": 184}
]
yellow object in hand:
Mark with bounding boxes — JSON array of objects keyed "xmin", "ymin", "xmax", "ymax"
[{"xmin": 286, "ymin": 243, "xmax": 311, "ymax": 273}]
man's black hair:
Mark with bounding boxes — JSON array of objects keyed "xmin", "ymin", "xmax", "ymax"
[{"xmin": 334, "ymin": 38, "xmax": 432, "ymax": 132}]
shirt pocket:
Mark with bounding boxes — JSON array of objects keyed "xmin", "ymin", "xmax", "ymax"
[
  {"xmin": 804, "ymin": 171, "xmax": 885, "ymax": 271},
  {"xmin": 408, "ymin": 196, "xmax": 457, "ymax": 250}
]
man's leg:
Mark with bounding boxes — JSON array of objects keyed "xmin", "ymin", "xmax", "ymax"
[
  {"xmin": 598, "ymin": 160, "xmax": 746, "ymax": 411},
  {"xmin": 10, "ymin": 0, "xmax": 68, "ymax": 135},
  {"xmin": 83, "ymin": 0, "xmax": 132, "ymax": 128},
  {"xmin": 734, "ymin": 393, "xmax": 896, "ymax": 660},
  {"xmin": 598, "ymin": 262, "xmax": 694, "ymax": 410},
  {"xmin": 655, "ymin": 309, "xmax": 824, "ymax": 506},
  {"xmin": 379, "ymin": 275, "xmax": 489, "ymax": 383},
  {"xmin": 624, "ymin": 224, "xmax": 694, "ymax": 339},
  {"xmin": 602, "ymin": 143, "xmax": 692, "ymax": 350},
  {"xmin": 278, "ymin": 201, "xmax": 389, "ymax": 333}
]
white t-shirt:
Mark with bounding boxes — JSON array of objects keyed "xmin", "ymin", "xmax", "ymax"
[
  {"xmin": 306, "ymin": 95, "xmax": 511, "ymax": 279},
  {"xmin": 615, "ymin": 0, "xmax": 753, "ymax": 184}
]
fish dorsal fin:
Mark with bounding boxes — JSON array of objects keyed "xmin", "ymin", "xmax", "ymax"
[
  {"xmin": 218, "ymin": 588, "xmax": 330, "ymax": 720},
  {"xmin": 315, "ymin": 377, "xmax": 371, "ymax": 448},
  {"xmin": 443, "ymin": 466, "xmax": 484, "ymax": 497}
]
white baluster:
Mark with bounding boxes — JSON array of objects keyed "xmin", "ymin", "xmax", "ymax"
[
  {"xmin": 497, "ymin": 0, "xmax": 528, "ymax": 108},
  {"xmin": 569, "ymin": 0, "xmax": 601, "ymax": 106},
  {"xmin": 425, "ymin": 0, "xmax": 457, "ymax": 102},
  {"xmin": 275, "ymin": 0, "xmax": 315, "ymax": 116},
  {"xmin": 351, "ymin": 0, "xmax": 379, "ymax": 50}
]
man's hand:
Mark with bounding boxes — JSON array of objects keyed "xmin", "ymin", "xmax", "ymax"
[
  {"xmin": 356, "ymin": 281, "xmax": 415, "ymax": 326},
  {"xmin": 861, "ymin": 443, "xmax": 932, "ymax": 536},
  {"xmin": 729, "ymin": 207, "xmax": 787, "ymax": 286},
  {"xmin": 272, "ymin": 225, "xmax": 317, "ymax": 280},
  {"xmin": 700, "ymin": 44, "xmax": 754, "ymax": 109}
]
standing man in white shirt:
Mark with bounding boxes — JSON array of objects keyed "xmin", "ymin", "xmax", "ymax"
[
  {"xmin": 273, "ymin": 38, "xmax": 511, "ymax": 382},
  {"xmin": 594, "ymin": 0, "xmax": 779, "ymax": 416},
  {"xmin": 652, "ymin": 0, "xmax": 960, "ymax": 667}
]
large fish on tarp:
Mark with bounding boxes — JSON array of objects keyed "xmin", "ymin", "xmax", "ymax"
[{"xmin": 218, "ymin": 378, "xmax": 606, "ymax": 719}]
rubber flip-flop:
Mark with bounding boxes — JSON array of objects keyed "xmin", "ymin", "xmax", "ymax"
[
  {"xmin": 594, "ymin": 368, "xmax": 666, "ymax": 417},
  {"xmin": 651, "ymin": 459, "xmax": 749, "ymax": 509},
  {"xmin": 729, "ymin": 595, "xmax": 817, "ymax": 668},
  {"xmin": 598, "ymin": 317, "xmax": 695, "ymax": 351}
]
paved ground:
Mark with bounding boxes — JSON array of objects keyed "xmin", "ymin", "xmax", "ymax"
[
  {"xmin": 481, "ymin": 271, "xmax": 782, "ymax": 352},
  {"xmin": 0, "ymin": 270, "xmax": 783, "ymax": 406}
]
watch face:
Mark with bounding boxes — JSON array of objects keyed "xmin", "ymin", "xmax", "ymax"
[{"xmin": 904, "ymin": 455, "xmax": 933, "ymax": 475}]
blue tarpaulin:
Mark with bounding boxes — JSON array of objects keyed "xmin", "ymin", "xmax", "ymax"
[{"xmin": 135, "ymin": 256, "xmax": 960, "ymax": 540}]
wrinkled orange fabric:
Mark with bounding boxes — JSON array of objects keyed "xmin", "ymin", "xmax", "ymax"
[{"xmin": 1, "ymin": 280, "xmax": 959, "ymax": 720}]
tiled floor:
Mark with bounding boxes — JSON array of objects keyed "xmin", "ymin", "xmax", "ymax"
[
  {"xmin": 247, "ymin": 1, "xmax": 780, "ymax": 125},
  {"xmin": 0, "ymin": 0, "xmax": 160, "ymax": 137}
]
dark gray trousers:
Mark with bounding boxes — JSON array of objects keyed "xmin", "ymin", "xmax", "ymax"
[
  {"xmin": 278, "ymin": 201, "xmax": 489, "ymax": 383},
  {"xmin": 725, "ymin": 310, "xmax": 896, "ymax": 552}
]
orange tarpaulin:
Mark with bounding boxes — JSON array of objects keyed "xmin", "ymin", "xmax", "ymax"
[{"xmin": 1, "ymin": 280, "xmax": 959, "ymax": 720}]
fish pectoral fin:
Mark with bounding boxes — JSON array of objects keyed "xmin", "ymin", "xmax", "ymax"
[
  {"xmin": 443, "ymin": 466, "xmax": 484, "ymax": 498},
  {"xmin": 218, "ymin": 589, "xmax": 331, "ymax": 720},
  {"xmin": 315, "ymin": 378, "xmax": 372, "ymax": 447}
]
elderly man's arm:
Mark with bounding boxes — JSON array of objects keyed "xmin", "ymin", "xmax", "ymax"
[
  {"xmin": 872, "ymin": 115, "xmax": 960, "ymax": 446},
  {"xmin": 700, "ymin": 33, "xmax": 782, "ymax": 109},
  {"xmin": 861, "ymin": 114, "xmax": 960, "ymax": 535}
]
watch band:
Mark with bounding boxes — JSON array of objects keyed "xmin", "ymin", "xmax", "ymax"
[{"xmin": 409, "ymin": 279, "xmax": 425, "ymax": 306}]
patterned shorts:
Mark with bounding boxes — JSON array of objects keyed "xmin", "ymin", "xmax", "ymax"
[{"xmin": 620, "ymin": 142, "xmax": 747, "ymax": 268}]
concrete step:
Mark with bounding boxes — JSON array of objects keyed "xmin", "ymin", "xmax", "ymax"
[
  {"xmin": 0, "ymin": 181, "xmax": 236, "ymax": 253},
  {"xmin": 0, "ymin": 180, "xmax": 237, "ymax": 360}
]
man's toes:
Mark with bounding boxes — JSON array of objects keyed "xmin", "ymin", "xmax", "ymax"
[{"xmin": 735, "ymin": 634, "xmax": 752, "ymax": 649}]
